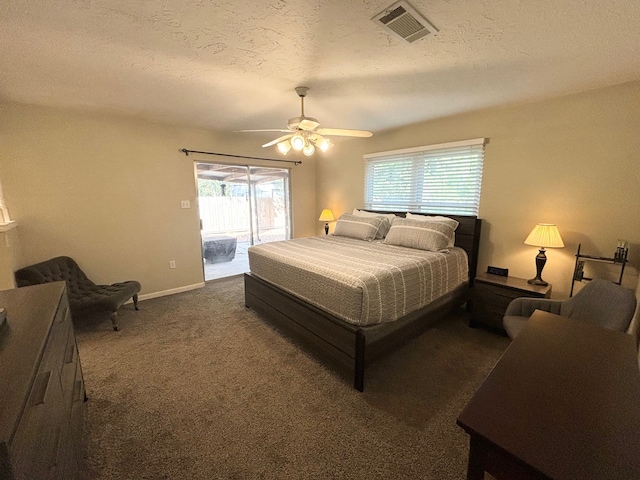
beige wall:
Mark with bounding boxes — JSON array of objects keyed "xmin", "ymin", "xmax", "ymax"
[
  {"xmin": 317, "ymin": 81, "xmax": 640, "ymax": 299},
  {"xmin": 2, "ymin": 82, "xmax": 638, "ymax": 300},
  {"xmin": 0, "ymin": 103, "xmax": 316, "ymax": 297}
]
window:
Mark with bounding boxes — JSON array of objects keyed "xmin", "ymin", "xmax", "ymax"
[
  {"xmin": 0, "ymin": 180, "xmax": 16, "ymax": 232},
  {"xmin": 363, "ymin": 138, "xmax": 486, "ymax": 216}
]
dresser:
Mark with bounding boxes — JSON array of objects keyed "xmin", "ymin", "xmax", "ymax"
[
  {"xmin": 471, "ymin": 272, "xmax": 552, "ymax": 331},
  {"xmin": 0, "ymin": 282, "xmax": 86, "ymax": 479}
]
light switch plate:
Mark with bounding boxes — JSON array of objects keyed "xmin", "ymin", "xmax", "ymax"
[{"xmin": 181, "ymin": 200, "xmax": 190, "ymax": 209}]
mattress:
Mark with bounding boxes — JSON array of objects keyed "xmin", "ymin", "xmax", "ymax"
[{"xmin": 248, "ymin": 235, "xmax": 469, "ymax": 326}]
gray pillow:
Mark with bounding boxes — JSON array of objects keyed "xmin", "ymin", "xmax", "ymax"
[
  {"xmin": 383, "ymin": 218, "xmax": 455, "ymax": 251},
  {"xmin": 333, "ymin": 214, "xmax": 385, "ymax": 242},
  {"xmin": 404, "ymin": 213, "xmax": 458, "ymax": 246},
  {"xmin": 352, "ymin": 209, "xmax": 396, "ymax": 238}
]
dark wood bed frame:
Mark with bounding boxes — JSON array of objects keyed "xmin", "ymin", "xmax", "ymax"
[{"xmin": 244, "ymin": 212, "xmax": 482, "ymax": 391}]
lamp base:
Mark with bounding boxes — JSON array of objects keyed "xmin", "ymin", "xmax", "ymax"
[
  {"xmin": 324, "ymin": 222, "xmax": 329, "ymax": 235},
  {"xmin": 528, "ymin": 248, "xmax": 548, "ymax": 286}
]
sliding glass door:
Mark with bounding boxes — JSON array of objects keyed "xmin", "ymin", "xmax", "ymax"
[{"xmin": 196, "ymin": 163, "xmax": 291, "ymax": 281}]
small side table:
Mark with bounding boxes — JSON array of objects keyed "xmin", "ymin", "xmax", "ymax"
[{"xmin": 470, "ymin": 272, "xmax": 552, "ymax": 331}]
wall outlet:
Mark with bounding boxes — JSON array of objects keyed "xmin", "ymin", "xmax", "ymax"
[
  {"xmin": 169, "ymin": 260, "xmax": 176, "ymax": 269},
  {"xmin": 181, "ymin": 200, "xmax": 190, "ymax": 209}
]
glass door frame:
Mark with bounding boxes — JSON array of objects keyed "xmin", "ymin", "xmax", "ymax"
[{"xmin": 193, "ymin": 160, "xmax": 292, "ymax": 281}]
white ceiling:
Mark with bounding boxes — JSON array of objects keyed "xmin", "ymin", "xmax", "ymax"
[{"xmin": 1, "ymin": 0, "xmax": 639, "ymax": 137}]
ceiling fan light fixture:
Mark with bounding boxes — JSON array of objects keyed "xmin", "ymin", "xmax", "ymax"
[
  {"xmin": 302, "ymin": 143, "xmax": 315, "ymax": 156},
  {"xmin": 317, "ymin": 137, "xmax": 332, "ymax": 152},
  {"xmin": 277, "ymin": 141, "xmax": 292, "ymax": 155},
  {"xmin": 241, "ymin": 86, "xmax": 373, "ymax": 154},
  {"xmin": 290, "ymin": 133, "xmax": 305, "ymax": 150}
]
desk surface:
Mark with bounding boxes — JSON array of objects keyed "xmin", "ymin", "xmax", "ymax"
[{"xmin": 457, "ymin": 310, "xmax": 640, "ymax": 480}]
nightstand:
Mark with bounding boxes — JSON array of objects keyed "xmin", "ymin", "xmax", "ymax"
[{"xmin": 470, "ymin": 272, "xmax": 552, "ymax": 331}]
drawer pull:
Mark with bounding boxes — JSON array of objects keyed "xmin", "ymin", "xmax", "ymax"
[
  {"xmin": 65, "ymin": 342, "xmax": 75, "ymax": 364},
  {"xmin": 32, "ymin": 370, "xmax": 51, "ymax": 405},
  {"xmin": 73, "ymin": 379, "xmax": 84, "ymax": 402}
]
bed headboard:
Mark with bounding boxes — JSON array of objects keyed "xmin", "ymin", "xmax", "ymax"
[{"xmin": 364, "ymin": 210, "xmax": 482, "ymax": 283}]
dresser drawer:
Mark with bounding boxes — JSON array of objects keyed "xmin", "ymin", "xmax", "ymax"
[
  {"xmin": 69, "ymin": 374, "xmax": 85, "ymax": 455},
  {"xmin": 54, "ymin": 293, "xmax": 70, "ymax": 326},
  {"xmin": 11, "ymin": 369, "xmax": 68, "ymax": 479},
  {"xmin": 61, "ymin": 429, "xmax": 79, "ymax": 480},
  {"xmin": 40, "ymin": 315, "xmax": 72, "ymax": 380},
  {"xmin": 471, "ymin": 275, "xmax": 552, "ymax": 331},
  {"xmin": 474, "ymin": 282, "xmax": 523, "ymax": 310}
]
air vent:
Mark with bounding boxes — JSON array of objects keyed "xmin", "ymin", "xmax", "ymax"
[{"xmin": 372, "ymin": 1, "xmax": 438, "ymax": 44}]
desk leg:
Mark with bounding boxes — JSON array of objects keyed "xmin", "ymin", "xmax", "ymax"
[{"xmin": 466, "ymin": 435, "xmax": 486, "ymax": 480}]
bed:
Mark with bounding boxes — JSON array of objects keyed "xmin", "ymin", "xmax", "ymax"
[{"xmin": 244, "ymin": 211, "xmax": 482, "ymax": 391}]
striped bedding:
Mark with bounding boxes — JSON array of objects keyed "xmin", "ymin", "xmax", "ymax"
[{"xmin": 248, "ymin": 235, "xmax": 469, "ymax": 326}]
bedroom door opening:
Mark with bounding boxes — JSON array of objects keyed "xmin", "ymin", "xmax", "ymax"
[{"xmin": 196, "ymin": 163, "xmax": 291, "ymax": 281}]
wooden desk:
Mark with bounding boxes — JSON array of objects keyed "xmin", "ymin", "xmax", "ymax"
[{"xmin": 457, "ymin": 310, "xmax": 640, "ymax": 480}]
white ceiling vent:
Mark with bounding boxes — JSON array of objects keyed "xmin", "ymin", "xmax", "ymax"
[{"xmin": 372, "ymin": 1, "xmax": 438, "ymax": 44}]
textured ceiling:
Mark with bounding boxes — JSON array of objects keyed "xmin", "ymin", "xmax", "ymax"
[{"xmin": 1, "ymin": 0, "xmax": 639, "ymax": 136}]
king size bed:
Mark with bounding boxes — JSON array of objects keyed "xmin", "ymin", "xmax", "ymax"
[{"xmin": 244, "ymin": 210, "xmax": 481, "ymax": 391}]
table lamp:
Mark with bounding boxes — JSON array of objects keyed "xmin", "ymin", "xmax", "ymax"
[
  {"xmin": 318, "ymin": 209, "xmax": 335, "ymax": 235},
  {"xmin": 524, "ymin": 223, "xmax": 564, "ymax": 286}
]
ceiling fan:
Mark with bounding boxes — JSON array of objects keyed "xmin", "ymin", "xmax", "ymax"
[{"xmin": 237, "ymin": 86, "xmax": 373, "ymax": 156}]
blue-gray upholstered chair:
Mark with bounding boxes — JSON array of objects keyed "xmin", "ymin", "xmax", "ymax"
[{"xmin": 503, "ymin": 278, "xmax": 637, "ymax": 339}]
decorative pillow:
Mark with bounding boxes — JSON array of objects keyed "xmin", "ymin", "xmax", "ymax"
[
  {"xmin": 333, "ymin": 214, "xmax": 385, "ymax": 242},
  {"xmin": 352, "ymin": 209, "xmax": 396, "ymax": 238},
  {"xmin": 405, "ymin": 212, "xmax": 459, "ymax": 230},
  {"xmin": 384, "ymin": 218, "xmax": 455, "ymax": 251},
  {"xmin": 404, "ymin": 213, "xmax": 458, "ymax": 247}
]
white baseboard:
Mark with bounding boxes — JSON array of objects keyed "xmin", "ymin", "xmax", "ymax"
[{"xmin": 125, "ymin": 282, "xmax": 205, "ymax": 304}]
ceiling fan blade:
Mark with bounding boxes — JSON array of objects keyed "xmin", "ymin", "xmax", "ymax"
[
  {"xmin": 262, "ymin": 133, "xmax": 294, "ymax": 148},
  {"xmin": 316, "ymin": 128, "xmax": 373, "ymax": 138},
  {"xmin": 299, "ymin": 119, "xmax": 320, "ymax": 131},
  {"xmin": 235, "ymin": 129, "xmax": 292, "ymax": 133}
]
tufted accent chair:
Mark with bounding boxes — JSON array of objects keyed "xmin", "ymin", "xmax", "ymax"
[{"xmin": 15, "ymin": 256, "xmax": 141, "ymax": 331}]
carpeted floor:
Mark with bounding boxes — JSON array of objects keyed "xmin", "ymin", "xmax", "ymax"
[{"xmin": 75, "ymin": 276, "xmax": 509, "ymax": 479}]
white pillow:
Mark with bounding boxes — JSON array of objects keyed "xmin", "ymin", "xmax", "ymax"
[
  {"xmin": 352, "ymin": 209, "xmax": 396, "ymax": 238},
  {"xmin": 404, "ymin": 213, "xmax": 458, "ymax": 246},
  {"xmin": 384, "ymin": 218, "xmax": 455, "ymax": 252},
  {"xmin": 405, "ymin": 213, "xmax": 459, "ymax": 229}
]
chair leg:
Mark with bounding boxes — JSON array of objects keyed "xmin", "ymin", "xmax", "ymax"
[
  {"xmin": 109, "ymin": 311, "xmax": 120, "ymax": 331},
  {"xmin": 133, "ymin": 293, "xmax": 139, "ymax": 311}
]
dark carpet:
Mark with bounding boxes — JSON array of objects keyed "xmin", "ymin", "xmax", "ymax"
[{"xmin": 75, "ymin": 276, "xmax": 508, "ymax": 479}]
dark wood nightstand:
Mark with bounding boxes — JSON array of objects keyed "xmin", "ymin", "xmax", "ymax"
[{"xmin": 471, "ymin": 272, "xmax": 552, "ymax": 331}]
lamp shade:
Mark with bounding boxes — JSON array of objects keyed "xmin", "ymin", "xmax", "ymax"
[
  {"xmin": 277, "ymin": 141, "xmax": 291, "ymax": 155},
  {"xmin": 524, "ymin": 224, "xmax": 564, "ymax": 248},
  {"xmin": 318, "ymin": 209, "xmax": 335, "ymax": 222}
]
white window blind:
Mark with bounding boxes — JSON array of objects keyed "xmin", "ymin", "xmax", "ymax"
[{"xmin": 363, "ymin": 138, "xmax": 486, "ymax": 216}]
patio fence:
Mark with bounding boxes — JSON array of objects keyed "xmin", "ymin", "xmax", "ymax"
[{"xmin": 198, "ymin": 197, "xmax": 285, "ymax": 235}]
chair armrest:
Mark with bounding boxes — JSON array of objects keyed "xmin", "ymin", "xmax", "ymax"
[{"xmin": 504, "ymin": 297, "xmax": 562, "ymax": 317}]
